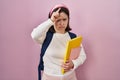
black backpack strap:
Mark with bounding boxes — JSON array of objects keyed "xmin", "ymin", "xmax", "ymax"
[
  {"xmin": 68, "ymin": 32, "xmax": 77, "ymax": 39},
  {"xmin": 38, "ymin": 31, "xmax": 53, "ymax": 80}
]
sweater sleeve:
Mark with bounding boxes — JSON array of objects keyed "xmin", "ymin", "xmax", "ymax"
[
  {"xmin": 72, "ymin": 44, "xmax": 86, "ymax": 69},
  {"xmin": 31, "ymin": 19, "xmax": 54, "ymax": 44}
]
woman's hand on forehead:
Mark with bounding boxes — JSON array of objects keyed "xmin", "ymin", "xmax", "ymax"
[{"xmin": 50, "ymin": 8, "xmax": 61, "ymax": 23}]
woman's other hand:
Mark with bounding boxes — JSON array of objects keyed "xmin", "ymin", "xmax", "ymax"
[{"xmin": 61, "ymin": 60, "xmax": 74, "ymax": 73}]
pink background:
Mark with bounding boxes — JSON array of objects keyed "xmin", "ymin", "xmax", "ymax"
[{"xmin": 0, "ymin": 0, "xmax": 120, "ymax": 80}]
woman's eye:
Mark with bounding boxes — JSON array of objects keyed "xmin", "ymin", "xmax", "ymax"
[
  {"xmin": 57, "ymin": 19, "xmax": 60, "ymax": 22},
  {"xmin": 63, "ymin": 19, "xmax": 67, "ymax": 21}
]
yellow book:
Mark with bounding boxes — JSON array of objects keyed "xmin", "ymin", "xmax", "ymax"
[{"xmin": 61, "ymin": 36, "xmax": 82, "ymax": 74}]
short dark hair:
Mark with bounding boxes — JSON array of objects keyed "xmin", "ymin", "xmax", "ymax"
[{"xmin": 48, "ymin": 7, "xmax": 72, "ymax": 33}]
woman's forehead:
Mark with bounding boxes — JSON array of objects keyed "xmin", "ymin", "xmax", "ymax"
[{"xmin": 59, "ymin": 12, "xmax": 68, "ymax": 18}]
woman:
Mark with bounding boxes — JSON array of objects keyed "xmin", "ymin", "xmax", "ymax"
[{"xmin": 31, "ymin": 4, "xmax": 86, "ymax": 80}]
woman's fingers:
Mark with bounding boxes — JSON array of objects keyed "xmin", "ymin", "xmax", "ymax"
[
  {"xmin": 54, "ymin": 8, "xmax": 61, "ymax": 18},
  {"xmin": 50, "ymin": 8, "xmax": 61, "ymax": 22},
  {"xmin": 61, "ymin": 60, "xmax": 74, "ymax": 72},
  {"xmin": 56, "ymin": 8, "xmax": 61, "ymax": 13}
]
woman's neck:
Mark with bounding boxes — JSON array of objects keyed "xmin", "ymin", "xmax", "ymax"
[{"xmin": 55, "ymin": 30, "xmax": 66, "ymax": 34}]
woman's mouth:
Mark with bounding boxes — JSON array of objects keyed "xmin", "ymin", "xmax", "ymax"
[{"xmin": 59, "ymin": 26, "xmax": 65, "ymax": 28}]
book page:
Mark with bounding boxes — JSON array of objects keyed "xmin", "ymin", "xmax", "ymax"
[{"xmin": 70, "ymin": 46, "xmax": 81, "ymax": 60}]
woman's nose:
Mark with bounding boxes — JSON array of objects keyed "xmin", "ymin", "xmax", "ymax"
[{"xmin": 60, "ymin": 20, "xmax": 64, "ymax": 25}]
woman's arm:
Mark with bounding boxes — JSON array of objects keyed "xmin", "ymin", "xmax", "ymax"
[{"xmin": 31, "ymin": 19, "xmax": 53, "ymax": 44}]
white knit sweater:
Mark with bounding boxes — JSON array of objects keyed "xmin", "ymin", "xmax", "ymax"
[{"xmin": 31, "ymin": 19, "xmax": 86, "ymax": 76}]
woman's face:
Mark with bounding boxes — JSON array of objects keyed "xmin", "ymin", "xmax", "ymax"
[{"xmin": 54, "ymin": 12, "xmax": 68, "ymax": 34}]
